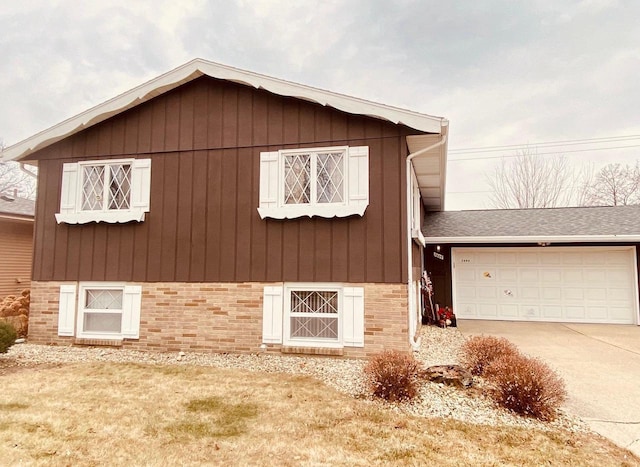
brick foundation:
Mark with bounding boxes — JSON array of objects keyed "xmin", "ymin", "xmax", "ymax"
[{"xmin": 28, "ymin": 281, "xmax": 410, "ymax": 358}]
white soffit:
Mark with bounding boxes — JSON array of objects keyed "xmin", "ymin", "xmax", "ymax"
[
  {"xmin": 407, "ymin": 130, "xmax": 449, "ymax": 212},
  {"xmin": 3, "ymin": 58, "xmax": 447, "ymax": 161}
]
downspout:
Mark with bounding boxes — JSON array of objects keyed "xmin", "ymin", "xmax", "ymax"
[
  {"xmin": 406, "ymin": 130, "xmax": 448, "ymax": 351},
  {"xmin": 19, "ymin": 163, "xmax": 38, "ymax": 179}
]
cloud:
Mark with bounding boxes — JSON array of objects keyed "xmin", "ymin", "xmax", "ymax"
[{"xmin": 1, "ymin": 0, "xmax": 639, "ymax": 209}]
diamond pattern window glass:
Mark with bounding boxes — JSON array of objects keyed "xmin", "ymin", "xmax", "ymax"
[
  {"xmin": 289, "ymin": 290, "xmax": 339, "ymax": 340},
  {"xmin": 283, "ymin": 149, "xmax": 345, "ymax": 206},
  {"xmin": 81, "ymin": 163, "xmax": 131, "ymax": 212}
]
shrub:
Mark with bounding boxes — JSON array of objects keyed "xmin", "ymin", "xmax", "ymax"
[
  {"xmin": 485, "ymin": 353, "xmax": 567, "ymax": 420},
  {"xmin": 363, "ymin": 350, "xmax": 421, "ymax": 402},
  {"xmin": 460, "ymin": 335, "xmax": 519, "ymax": 376},
  {"xmin": 0, "ymin": 321, "xmax": 17, "ymax": 354}
]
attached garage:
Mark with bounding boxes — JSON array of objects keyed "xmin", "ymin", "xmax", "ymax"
[
  {"xmin": 423, "ymin": 206, "xmax": 640, "ymax": 326},
  {"xmin": 452, "ymin": 246, "xmax": 638, "ymax": 324}
]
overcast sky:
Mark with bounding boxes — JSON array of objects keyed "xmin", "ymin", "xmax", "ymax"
[{"xmin": 1, "ymin": 0, "xmax": 639, "ymax": 210}]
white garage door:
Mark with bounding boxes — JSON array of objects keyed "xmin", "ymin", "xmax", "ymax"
[{"xmin": 453, "ymin": 246, "xmax": 638, "ymax": 324}]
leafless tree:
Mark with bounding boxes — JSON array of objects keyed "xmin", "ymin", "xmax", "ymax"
[
  {"xmin": 487, "ymin": 148, "xmax": 577, "ymax": 209},
  {"xmin": 580, "ymin": 162, "xmax": 640, "ymax": 206},
  {"xmin": 0, "ymin": 139, "xmax": 38, "ymax": 199}
]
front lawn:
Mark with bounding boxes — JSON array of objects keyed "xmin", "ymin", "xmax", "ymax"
[{"xmin": 0, "ymin": 363, "xmax": 637, "ymax": 466}]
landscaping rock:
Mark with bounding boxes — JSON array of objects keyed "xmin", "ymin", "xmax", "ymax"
[{"xmin": 422, "ymin": 364, "xmax": 473, "ymax": 388}]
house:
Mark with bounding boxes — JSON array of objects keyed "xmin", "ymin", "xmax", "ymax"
[
  {"xmin": 0, "ymin": 193, "xmax": 34, "ymax": 297},
  {"xmin": 423, "ymin": 206, "xmax": 640, "ymax": 325},
  {"xmin": 1, "ymin": 59, "xmax": 448, "ymax": 356}
]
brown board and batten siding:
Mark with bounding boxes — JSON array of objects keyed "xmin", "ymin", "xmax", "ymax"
[{"xmin": 27, "ymin": 76, "xmax": 418, "ymax": 284}]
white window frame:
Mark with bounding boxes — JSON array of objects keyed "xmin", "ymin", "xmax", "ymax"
[
  {"xmin": 283, "ymin": 283, "xmax": 344, "ymax": 349},
  {"xmin": 258, "ymin": 145, "xmax": 369, "ymax": 220},
  {"xmin": 55, "ymin": 158, "xmax": 151, "ymax": 224},
  {"xmin": 261, "ymin": 282, "xmax": 364, "ymax": 349},
  {"xmin": 58, "ymin": 282, "xmax": 142, "ymax": 340},
  {"xmin": 77, "ymin": 282, "xmax": 126, "ymax": 340}
]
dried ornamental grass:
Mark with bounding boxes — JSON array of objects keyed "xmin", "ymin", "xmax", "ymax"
[
  {"xmin": 363, "ymin": 350, "xmax": 421, "ymax": 402},
  {"xmin": 460, "ymin": 335, "xmax": 519, "ymax": 376},
  {"xmin": 485, "ymin": 353, "xmax": 567, "ymax": 421}
]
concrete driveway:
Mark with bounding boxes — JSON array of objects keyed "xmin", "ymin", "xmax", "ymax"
[{"xmin": 459, "ymin": 320, "xmax": 640, "ymax": 457}]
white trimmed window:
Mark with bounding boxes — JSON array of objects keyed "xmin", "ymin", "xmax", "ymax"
[
  {"xmin": 55, "ymin": 158, "xmax": 151, "ymax": 224},
  {"xmin": 258, "ymin": 146, "xmax": 369, "ymax": 219},
  {"xmin": 262, "ymin": 283, "xmax": 364, "ymax": 348},
  {"xmin": 58, "ymin": 283, "xmax": 142, "ymax": 340}
]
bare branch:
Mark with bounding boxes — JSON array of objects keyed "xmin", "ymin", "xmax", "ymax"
[{"xmin": 486, "ymin": 148, "xmax": 576, "ymax": 209}]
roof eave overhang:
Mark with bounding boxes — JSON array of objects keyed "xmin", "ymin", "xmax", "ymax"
[
  {"xmin": 407, "ymin": 122, "xmax": 449, "ymax": 212},
  {"xmin": 424, "ymin": 234, "xmax": 640, "ymax": 244},
  {"xmin": 0, "ymin": 213, "xmax": 34, "ymax": 223},
  {"xmin": 2, "ymin": 58, "xmax": 445, "ymax": 162}
]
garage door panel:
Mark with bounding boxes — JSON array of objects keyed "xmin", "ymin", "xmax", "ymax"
[
  {"xmin": 477, "ymin": 304, "xmax": 498, "ymax": 317},
  {"xmin": 542, "ymin": 270, "xmax": 562, "ymax": 282},
  {"xmin": 457, "ymin": 303, "xmax": 477, "ymax": 317},
  {"xmin": 498, "ymin": 268, "xmax": 518, "ymax": 282},
  {"xmin": 586, "ymin": 270, "xmax": 607, "ymax": 282},
  {"xmin": 498, "ymin": 304, "xmax": 519, "ymax": 317},
  {"xmin": 607, "ymin": 251, "xmax": 631, "ymax": 264},
  {"xmin": 563, "ymin": 269, "xmax": 584, "ymax": 283},
  {"xmin": 519, "ymin": 305, "xmax": 540, "ymax": 319},
  {"xmin": 519, "ymin": 269, "xmax": 539, "ymax": 282},
  {"xmin": 542, "ymin": 287, "xmax": 562, "ymax": 300},
  {"xmin": 542, "ymin": 305, "xmax": 563, "ymax": 319},
  {"xmin": 607, "ymin": 270, "xmax": 630, "ymax": 284},
  {"xmin": 585, "ymin": 288, "xmax": 607, "ymax": 300},
  {"xmin": 565, "ymin": 306, "xmax": 586, "ymax": 320},
  {"xmin": 521, "ymin": 287, "xmax": 540, "ymax": 299},
  {"xmin": 477, "ymin": 287, "xmax": 497, "ymax": 299},
  {"xmin": 610, "ymin": 306, "xmax": 634, "ymax": 321},
  {"xmin": 457, "ymin": 287, "xmax": 477, "ymax": 299},
  {"xmin": 518, "ymin": 252, "xmax": 539, "ymax": 264},
  {"xmin": 497, "ymin": 252, "xmax": 517, "ymax": 264},
  {"xmin": 540, "ymin": 254, "xmax": 562, "ymax": 265},
  {"xmin": 457, "ymin": 269, "xmax": 476, "ymax": 281},
  {"xmin": 476, "ymin": 252, "xmax": 496, "ymax": 264},
  {"xmin": 562, "ymin": 252, "xmax": 584, "ymax": 264},
  {"xmin": 564, "ymin": 288, "xmax": 584, "ymax": 300},
  {"xmin": 453, "ymin": 247, "xmax": 637, "ymax": 324},
  {"xmin": 587, "ymin": 306, "xmax": 608, "ymax": 320}
]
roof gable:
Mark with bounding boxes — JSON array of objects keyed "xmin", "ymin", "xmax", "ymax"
[{"xmin": 2, "ymin": 58, "xmax": 447, "ymax": 162}]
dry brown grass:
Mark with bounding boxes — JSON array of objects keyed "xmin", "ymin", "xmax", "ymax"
[{"xmin": 0, "ymin": 362, "xmax": 638, "ymax": 466}]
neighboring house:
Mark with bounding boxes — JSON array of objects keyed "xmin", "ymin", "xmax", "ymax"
[
  {"xmin": 0, "ymin": 193, "xmax": 34, "ymax": 296},
  {"xmin": 2, "ymin": 59, "xmax": 448, "ymax": 356},
  {"xmin": 423, "ymin": 206, "xmax": 640, "ymax": 325}
]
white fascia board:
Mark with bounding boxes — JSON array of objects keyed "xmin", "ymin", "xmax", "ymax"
[
  {"xmin": 424, "ymin": 235, "xmax": 640, "ymax": 244},
  {"xmin": 3, "ymin": 58, "xmax": 446, "ymax": 161}
]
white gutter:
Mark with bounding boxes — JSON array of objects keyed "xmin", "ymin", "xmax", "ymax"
[
  {"xmin": 424, "ymin": 234, "xmax": 640, "ymax": 244},
  {"xmin": 19, "ymin": 163, "xmax": 38, "ymax": 178},
  {"xmin": 406, "ymin": 130, "xmax": 448, "ymax": 351}
]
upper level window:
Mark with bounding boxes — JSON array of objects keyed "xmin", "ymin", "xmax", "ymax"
[
  {"xmin": 82, "ymin": 163, "xmax": 132, "ymax": 211},
  {"xmin": 258, "ymin": 146, "xmax": 369, "ymax": 219},
  {"xmin": 55, "ymin": 158, "xmax": 151, "ymax": 224}
]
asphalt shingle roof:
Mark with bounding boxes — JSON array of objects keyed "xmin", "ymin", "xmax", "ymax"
[
  {"xmin": 0, "ymin": 194, "xmax": 35, "ymax": 218},
  {"xmin": 423, "ymin": 205, "xmax": 640, "ymax": 239}
]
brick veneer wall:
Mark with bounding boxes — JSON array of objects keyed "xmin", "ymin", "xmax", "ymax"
[{"xmin": 28, "ymin": 281, "xmax": 410, "ymax": 358}]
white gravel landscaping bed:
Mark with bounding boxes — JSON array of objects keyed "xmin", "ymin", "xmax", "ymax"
[{"xmin": 3, "ymin": 325, "xmax": 587, "ymax": 434}]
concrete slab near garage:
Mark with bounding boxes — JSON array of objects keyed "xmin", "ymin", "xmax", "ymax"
[{"xmin": 459, "ymin": 320, "xmax": 640, "ymax": 458}]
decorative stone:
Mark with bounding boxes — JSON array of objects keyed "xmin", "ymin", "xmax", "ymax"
[{"xmin": 421, "ymin": 364, "xmax": 473, "ymax": 388}]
